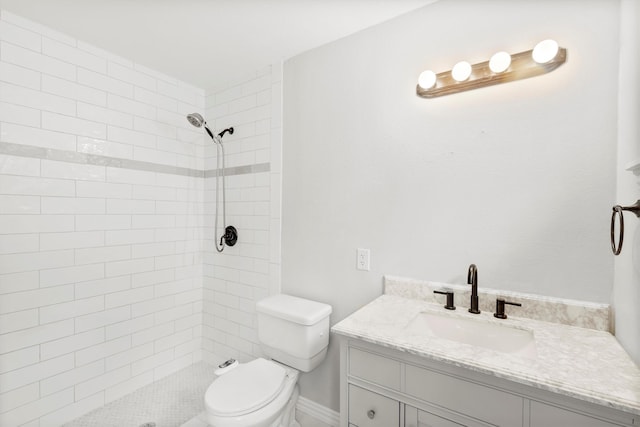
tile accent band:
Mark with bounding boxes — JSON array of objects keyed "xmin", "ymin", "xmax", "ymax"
[
  {"xmin": 204, "ymin": 162, "xmax": 270, "ymax": 177},
  {"xmin": 0, "ymin": 141, "xmax": 270, "ymax": 177}
]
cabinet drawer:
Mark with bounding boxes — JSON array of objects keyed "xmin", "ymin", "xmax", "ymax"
[
  {"xmin": 417, "ymin": 410, "xmax": 465, "ymax": 427},
  {"xmin": 349, "ymin": 384, "xmax": 400, "ymax": 427},
  {"xmin": 405, "ymin": 405, "xmax": 465, "ymax": 427},
  {"xmin": 349, "ymin": 347, "xmax": 401, "ymax": 390},
  {"xmin": 405, "ymin": 364, "xmax": 523, "ymax": 426},
  {"xmin": 530, "ymin": 401, "xmax": 623, "ymax": 427}
]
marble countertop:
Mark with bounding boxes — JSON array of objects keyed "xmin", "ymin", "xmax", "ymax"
[{"xmin": 332, "ymin": 294, "xmax": 640, "ymax": 415}]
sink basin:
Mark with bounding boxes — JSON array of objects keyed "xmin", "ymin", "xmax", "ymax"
[{"xmin": 405, "ymin": 311, "xmax": 537, "ymax": 358}]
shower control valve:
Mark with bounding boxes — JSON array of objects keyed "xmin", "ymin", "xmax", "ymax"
[{"xmin": 221, "ymin": 225, "xmax": 238, "ymax": 247}]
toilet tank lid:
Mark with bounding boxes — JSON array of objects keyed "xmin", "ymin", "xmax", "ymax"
[{"xmin": 256, "ymin": 294, "xmax": 332, "ymax": 325}]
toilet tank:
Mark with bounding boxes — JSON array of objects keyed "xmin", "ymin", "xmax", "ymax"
[{"xmin": 256, "ymin": 294, "xmax": 332, "ymax": 372}]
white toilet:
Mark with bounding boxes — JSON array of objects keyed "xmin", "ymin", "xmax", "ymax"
[{"xmin": 204, "ymin": 294, "xmax": 332, "ymax": 427}]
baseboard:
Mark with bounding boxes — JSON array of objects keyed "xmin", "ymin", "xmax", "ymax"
[{"xmin": 296, "ymin": 396, "xmax": 340, "ymax": 426}]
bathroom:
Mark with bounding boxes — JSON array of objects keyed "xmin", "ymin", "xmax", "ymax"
[{"xmin": 0, "ymin": 0, "xmax": 639, "ymax": 426}]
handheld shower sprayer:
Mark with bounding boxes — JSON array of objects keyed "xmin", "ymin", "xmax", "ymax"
[
  {"xmin": 186, "ymin": 113, "xmax": 233, "ymax": 142},
  {"xmin": 186, "ymin": 112, "xmax": 205, "ymax": 128},
  {"xmin": 186, "ymin": 112, "xmax": 215, "ymax": 140},
  {"xmin": 186, "ymin": 113, "xmax": 238, "ymax": 252}
]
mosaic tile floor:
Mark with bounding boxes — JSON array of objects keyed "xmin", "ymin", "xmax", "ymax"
[
  {"xmin": 63, "ymin": 362, "xmax": 217, "ymax": 427},
  {"xmin": 180, "ymin": 412, "xmax": 209, "ymax": 427}
]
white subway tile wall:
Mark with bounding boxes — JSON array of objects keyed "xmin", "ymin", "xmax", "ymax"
[
  {"xmin": 0, "ymin": 9, "xmax": 282, "ymax": 427},
  {"xmin": 0, "ymin": 10, "xmax": 185, "ymax": 427},
  {"xmin": 202, "ymin": 64, "xmax": 282, "ymax": 364}
]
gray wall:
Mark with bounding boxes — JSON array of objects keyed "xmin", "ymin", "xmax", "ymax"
[
  {"xmin": 613, "ymin": 0, "xmax": 640, "ymax": 366},
  {"xmin": 283, "ymin": 0, "xmax": 620, "ymax": 411}
]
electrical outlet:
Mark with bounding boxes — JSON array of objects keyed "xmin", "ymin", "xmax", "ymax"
[{"xmin": 356, "ymin": 248, "xmax": 370, "ymax": 271}]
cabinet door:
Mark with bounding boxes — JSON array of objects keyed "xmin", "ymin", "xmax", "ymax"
[
  {"xmin": 405, "ymin": 405, "xmax": 464, "ymax": 427},
  {"xmin": 530, "ymin": 401, "xmax": 623, "ymax": 427},
  {"xmin": 349, "ymin": 384, "xmax": 400, "ymax": 427}
]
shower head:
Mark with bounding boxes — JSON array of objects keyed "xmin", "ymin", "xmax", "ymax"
[
  {"xmin": 186, "ymin": 112, "xmax": 234, "ymax": 142},
  {"xmin": 187, "ymin": 112, "xmax": 217, "ymax": 141},
  {"xmin": 186, "ymin": 112, "xmax": 205, "ymax": 128}
]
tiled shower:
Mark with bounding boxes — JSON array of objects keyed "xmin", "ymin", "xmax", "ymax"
[{"xmin": 0, "ymin": 9, "xmax": 282, "ymax": 426}]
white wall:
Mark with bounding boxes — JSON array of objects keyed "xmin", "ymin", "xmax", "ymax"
[
  {"xmin": 201, "ymin": 65, "xmax": 283, "ymax": 365},
  {"xmin": 613, "ymin": 0, "xmax": 640, "ymax": 365},
  {"xmin": 283, "ymin": 0, "xmax": 620, "ymax": 410},
  {"xmin": 0, "ymin": 10, "xmax": 206, "ymax": 426}
]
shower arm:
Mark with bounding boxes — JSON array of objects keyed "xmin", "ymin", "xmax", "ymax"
[
  {"xmin": 203, "ymin": 125, "xmax": 233, "ymax": 143},
  {"xmin": 217, "ymin": 127, "xmax": 234, "ymax": 138}
]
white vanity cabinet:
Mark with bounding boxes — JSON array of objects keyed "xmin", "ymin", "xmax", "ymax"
[{"xmin": 340, "ymin": 339, "xmax": 636, "ymax": 427}]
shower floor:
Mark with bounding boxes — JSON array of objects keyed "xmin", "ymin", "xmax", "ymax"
[{"xmin": 63, "ymin": 361, "xmax": 217, "ymax": 427}]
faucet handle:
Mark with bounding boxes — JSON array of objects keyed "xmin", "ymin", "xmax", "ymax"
[
  {"xmin": 433, "ymin": 290, "xmax": 456, "ymax": 310},
  {"xmin": 494, "ymin": 298, "xmax": 522, "ymax": 319}
]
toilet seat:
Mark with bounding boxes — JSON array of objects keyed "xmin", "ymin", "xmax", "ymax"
[{"xmin": 205, "ymin": 358, "xmax": 287, "ymax": 417}]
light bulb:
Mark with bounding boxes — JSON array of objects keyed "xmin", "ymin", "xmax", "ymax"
[
  {"xmin": 418, "ymin": 70, "xmax": 437, "ymax": 89},
  {"xmin": 489, "ymin": 51, "xmax": 511, "ymax": 73},
  {"xmin": 451, "ymin": 61, "xmax": 472, "ymax": 82},
  {"xmin": 532, "ymin": 39, "xmax": 559, "ymax": 64}
]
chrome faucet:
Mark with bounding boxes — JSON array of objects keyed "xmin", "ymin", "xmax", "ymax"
[{"xmin": 467, "ymin": 264, "xmax": 480, "ymax": 314}]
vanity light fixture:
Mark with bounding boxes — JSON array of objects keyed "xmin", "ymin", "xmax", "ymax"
[
  {"xmin": 489, "ymin": 51, "xmax": 511, "ymax": 73},
  {"xmin": 532, "ymin": 39, "xmax": 560, "ymax": 64},
  {"xmin": 418, "ymin": 70, "xmax": 437, "ymax": 90},
  {"xmin": 451, "ymin": 61, "xmax": 472, "ymax": 82},
  {"xmin": 416, "ymin": 39, "xmax": 567, "ymax": 98}
]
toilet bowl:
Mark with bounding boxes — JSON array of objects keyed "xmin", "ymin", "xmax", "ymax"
[
  {"xmin": 203, "ymin": 294, "xmax": 332, "ymax": 427},
  {"xmin": 204, "ymin": 358, "xmax": 300, "ymax": 427}
]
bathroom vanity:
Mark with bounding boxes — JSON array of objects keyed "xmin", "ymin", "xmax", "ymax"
[{"xmin": 332, "ymin": 277, "xmax": 640, "ymax": 427}]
